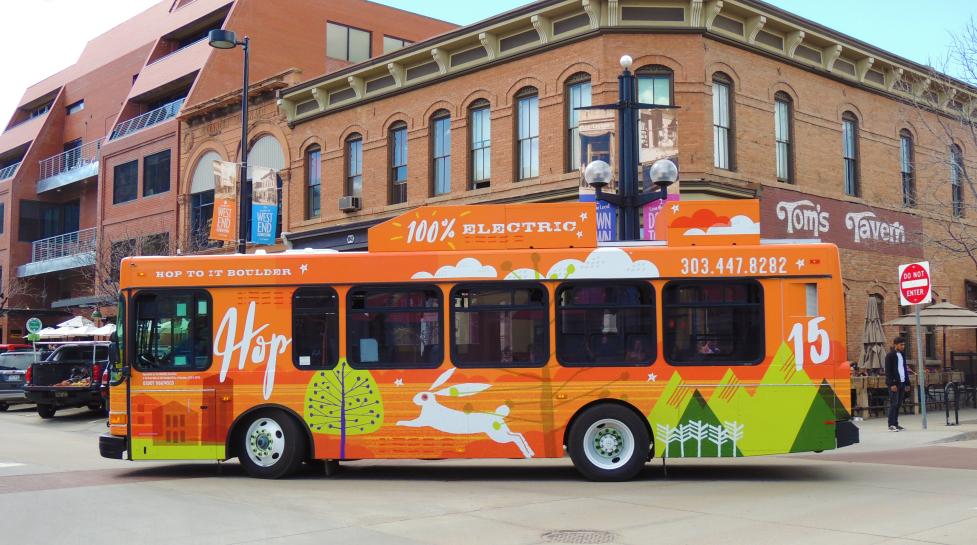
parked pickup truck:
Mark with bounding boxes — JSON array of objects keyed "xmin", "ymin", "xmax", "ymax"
[{"xmin": 25, "ymin": 343, "xmax": 110, "ymax": 419}]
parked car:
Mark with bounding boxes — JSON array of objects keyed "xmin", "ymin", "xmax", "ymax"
[
  {"xmin": 24, "ymin": 343, "xmax": 110, "ymax": 418},
  {"xmin": 0, "ymin": 351, "xmax": 40, "ymax": 411}
]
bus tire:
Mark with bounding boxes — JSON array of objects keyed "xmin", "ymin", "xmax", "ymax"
[
  {"xmin": 237, "ymin": 410, "xmax": 305, "ymax": 479},
  {"xmin": 568, "ymin": 404, "xmax": 649, "ymax": 482},
  {"xmin": 37, "ymin": 405, "xmax": 57, "ymax": 419}
]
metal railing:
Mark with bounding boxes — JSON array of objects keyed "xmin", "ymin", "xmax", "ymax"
[
  {"xmin": 0, "ymin": 161, "xmax": 20, "ymax": 180},
  {"xmin": 38, "ymin": 139, "xmax": 103, "ymax": 180},
  {"xmin": 110, "ymin": 98, "xmax": 185, "ymax": 141},
  {"xmin": 31, "ymin": 227, "xmax": 97, "ymax": 263}
]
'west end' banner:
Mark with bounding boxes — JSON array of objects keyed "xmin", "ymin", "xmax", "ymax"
[
  {"xmin": 250, "ymin": 166, "xmax": 278, "ymax": 245},
  {"xmin": 210, "ymin": 160, "xmax": 238, "ymax": 243}
]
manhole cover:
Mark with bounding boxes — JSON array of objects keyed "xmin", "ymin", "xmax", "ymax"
[{"xmin": 541, "ymin": 530, "xmax": 617, "ymax": 544}]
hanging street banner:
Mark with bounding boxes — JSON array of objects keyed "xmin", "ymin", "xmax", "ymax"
[
  {"xmin": 577, "ymin": 109, "xmax": 617, "ymax": 242},
  {"xmin": 250, "ymin": 166, "xmax": 278, "ymax": 245},
  {"xmin": 210, "ymin": 160, "xmax": 238, "ymax": 243},
  {"xmin": 638, "ymin": 107, "xmax": 679, "ymax": 241}
]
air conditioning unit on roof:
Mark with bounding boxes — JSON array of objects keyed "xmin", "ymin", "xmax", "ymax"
[{"xmin": 339, "ymin": 195, "xmax": 361, "ymax": 212}]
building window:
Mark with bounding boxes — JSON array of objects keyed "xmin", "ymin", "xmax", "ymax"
[
  {"xmin": 346, "ymin": 286, "xmax": 442, "ymax": 369},
  {"xmin": 292, "ymin": 287, "xmax": 339, "ymax": 370},
  {"xmin": 451, "ymin": 284, "xmax": 548, "ymax": 368},
  {"xmin": 190, "ymin": 190, "xmax": 215, "ymax": 250},
  {"xmin": 110, "ymin": 239, "xmax": 136, "ymax": 282},
  {"xmin": 0, "ymin": 203, "xmax": 5, "ymax": 234},
  {"xmin": 951, "ymin": 144, "xmax": 965, "ymax": 217},
  {"xmin": 712, "ymin": 73, "xmax": 734, "ymax": 170},
  {"xmin": 142, "ymin": 150, "xmax": 170, "ymax": 197},
  {"xmin": 431, "ymin": 111, "xmax": 451, "ymax": 195},
  {"xmin": 774, "ymin": 92, "xmax": 793, "ymax": 183},
  {"xmin": 469, "ymin": 100, "xmax": 491, "ymax": 189},
  {"xmin": 387, "ymin": 123, "xmax": 408, "ymax": 204},
  {"xmin": 636, "ymin": 65, "xmax": 673, "ymax": 106},
  {"xmin": 66, "ymin": 100, "xmax": 85, "ymax": 115},
  {"xmin": 133, "ymin": 291, "xmax": 211, "ymax": 372},
  {"xmin": 113, "ymin": 160, "xmax": 138, "ymax": 204},
  {"xmin": 383, "ymin": 35, "xmax": 411, "ymax": 53},
  {"xmin": 516, "ymin": 87, "xmax": 539, "ymax": 180},
  {"xmin": 842, "ymin": 112, "xmax": 860, "ymax": 196},
  {"xmin": 663, "ymin": 281, "xmax": 765, "ymax": 365},
  {"xmin": 29, "ymin": 102, "xmax": 51, "ymax": 119},
  {"xmin": 141, "ymin": 232, "xmax": 169, "ymax": 256},
  {"xmin": 556, "ymin": 283, "xmax": 656, "ymax": 366},
  {"xmin": 326, "ymin": 22, "xmax": 371, "ymax": 63},
  {"xmin": 306, "ymin": 145, "xmax": 321, "ymax": 218},
  {"xmin": 566, "ymin": 74, "xmax": 592, "ymax": 172},
  {"xmin": 901, "ymin": 130, "xmax": 916, "ymax": 207},
  {"xmin": 345, "ymin": 134, "xmax": 363, "ymax": 198}
]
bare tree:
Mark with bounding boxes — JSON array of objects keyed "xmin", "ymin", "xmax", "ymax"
[
  {"xmin": 906, "ymin": 19, "xmax": 977, "ymax": 271},
  {"xmin": 77, "ymin": 229, "xmax": 172, "ymax": 305},
  {"xmin": 0, "ymin": 275, "xmax": 48, "ymax": 314}
]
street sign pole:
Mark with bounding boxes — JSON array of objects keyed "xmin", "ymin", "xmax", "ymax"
[{"xmin": 915, "ymin": 303, "xmax": 926, "ymax": 429}]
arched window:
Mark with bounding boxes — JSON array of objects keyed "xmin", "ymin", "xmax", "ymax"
[
  {"xmin": 515, "ymin": 87, "xmax": 539, "ymax": 180},
  {"xmin": 712, "ymin": 72, "xmax": 734, "ymax": 170},
  {"xmin": 305, "ymin": 145, "xmax": 321, "ymax": 219},
  {"xmin": 842, "ymin": 111, "xmax": 860, "ymax": 196},
  {"xmin": 900, "ymin": 130, "xmax": 915, "ymax": 207},
  {"xmin": 345, "ymin": 133, "xmax": 363, "ymax": 198},
  {"xmin": 774, "ymin": 92, "xmax": 793, "ymax": 183},
  {"xmin": 469, "ymin": 99, "xmax": 491, "ymax": 189},
  {"xmin": 430, "ymin": 110, "xmax": 451, "ymax": 195},
  {"xmin": 247, "ymin": 135, "xmax": 285, "ymax": 241},
  {"xmin": 951, "ymin": 144, "xmax": 965, "ymax": 217},
  {"xmin": 565, "ymin": 73, "xmax": 591, "ymax": 172},
  {"xmin": 636, "ymin": 65, "xmax": 673, "ymax": 106},
  {"xmin": 189, "ymin": 151, "xmax": 222, "ymax": 251},
  {"xmin": 389, "ymin": 122, "xmax": 408, "ymax": 204}
]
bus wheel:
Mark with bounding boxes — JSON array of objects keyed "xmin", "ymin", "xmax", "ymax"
[
  {"xmin": 568, "ymin": 405, "xmax": 649, "ymax": 482},
  {"xmin": 237, "ymin": 410, "xmax": 305, "ymax": 479},
  {"xmin": 37, "ymin": 405, "xmax": 57, "ymax": 419}
]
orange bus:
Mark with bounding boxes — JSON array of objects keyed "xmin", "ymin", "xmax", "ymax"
[{"xmin": 100, "ymin": 200, "xmax": 858, "ymax": 480}]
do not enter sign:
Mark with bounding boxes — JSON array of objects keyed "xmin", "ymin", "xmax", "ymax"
[{"xmin": 899, "ymin": 261, "xmax": 932, "ymax": 306}]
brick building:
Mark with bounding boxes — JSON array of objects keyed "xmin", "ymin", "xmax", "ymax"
[
  {"xmin": 245, "ymin": 0, "xmax": 973, "ymax": 364},
  {"xmin": 0, "ymin": 0, "xmax": 455, "ymax": 338}
]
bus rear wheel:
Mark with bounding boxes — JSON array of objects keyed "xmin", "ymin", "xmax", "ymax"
[
  {"xmin": 568, "ymin": 404, "xmax": 649, "ymax": 482},
  {"xmin": 237, "ymin": 410, "xmax": 305, "ymax": 479}
]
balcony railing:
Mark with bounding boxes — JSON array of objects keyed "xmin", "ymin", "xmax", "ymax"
[
  {"xmin": 110, "ymin": 98, "xmax": 185, "ymax": 141},
  {"xmin": 31, "ymin": 227, "xmax": 97, "ymax": 263},
  {"xmin": 0, "ymin": 161, "xmax": 20, "ymax": 180},
  {"xmin": 39, "ymin": 139, "xmax": 102, "ymax": 180}
]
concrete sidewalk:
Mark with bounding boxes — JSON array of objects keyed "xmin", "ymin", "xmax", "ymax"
[{"xmin": 842, "ymin": 407, "xmax": 977, "ymax": 453}]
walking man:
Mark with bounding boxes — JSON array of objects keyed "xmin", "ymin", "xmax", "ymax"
[{"xmin": 884, "ymin": 336, "xmax": 911, "ymax": 431}]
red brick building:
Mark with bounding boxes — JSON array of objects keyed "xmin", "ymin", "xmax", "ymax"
[
  {"xmin": 255, "ymin": 0, "xmax": 973, "ymax": 364},
  {"xmin": 0, "ymin": 0, "xmax": 455, "ymax": 338}
]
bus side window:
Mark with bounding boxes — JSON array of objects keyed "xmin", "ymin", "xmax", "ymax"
[
  {"xmin": 663, "ymin": 281, "xmax": 764, "ymax": 366},
  {"xmin": 555, "ymin": 282, "xmax": 656, "ymax": 367},
  {"xmin": 292, "ymin": 287, "xmax": 339, "ymax": 370},
  {"xmin": 346, "ymin": 286, "xmax": 442, "ymax": 369},
  {"xmin": 450, "ymin": 283, "xmax": 548, "ymax": 368},
  {"xmin": 133, "ymin": 290, "xmax": 212, "ymax": 372}
]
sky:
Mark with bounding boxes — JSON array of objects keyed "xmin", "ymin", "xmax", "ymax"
[{"xmin": 1, "ymin": 0, "xmax": 975, "ymax": 126}]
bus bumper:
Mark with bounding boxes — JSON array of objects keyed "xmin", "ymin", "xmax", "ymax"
[
  {"xmin": 836, "ymin": 420, "xmax": 859, "ymax": 448},
  {"xmin": 99, "ymin": 433, "xmax": 127, "ymax": 459}
]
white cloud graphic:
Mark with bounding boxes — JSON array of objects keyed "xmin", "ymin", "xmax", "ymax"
[
  {"xmin": 504, "ymin": 248, "xmax": 659, "ymax": 280},
  {"xmin": 412, "ymin": 257, "xmax": 497, "ymax": 279},
  {"xmin": 683, "ymin": 215, "xmax": 760, "ymax": 236}
]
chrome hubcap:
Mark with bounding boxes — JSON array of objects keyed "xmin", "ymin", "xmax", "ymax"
[
  {"xmin": 583, "ymin": 418, "xmax": 635, "ymax": 470},
  {"xmin": 246, "ymin": 418, "xmax": 285, "ymax": 468}
]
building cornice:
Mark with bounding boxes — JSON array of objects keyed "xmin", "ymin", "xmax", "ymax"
[{"xmin": 279, "ymin": 0, "xmax": 975, "ymax": 124}]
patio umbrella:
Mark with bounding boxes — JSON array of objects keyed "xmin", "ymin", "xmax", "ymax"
[
  {"xmin": 860, "ymin": 297, "xmax": 886, "ymax": 371},
  {"xmin": 885, "ymin": 301, "xmax": 977, "ymax": 369}
]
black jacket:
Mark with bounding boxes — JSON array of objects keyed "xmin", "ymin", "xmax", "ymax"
[{"xmin": 885, "ymin": 349, "xmax": 910, "ymax": 387}]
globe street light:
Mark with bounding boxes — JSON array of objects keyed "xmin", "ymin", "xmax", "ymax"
[{"xmin": 208, "ymin": 29, "xmax": 250, "ymax": 255}]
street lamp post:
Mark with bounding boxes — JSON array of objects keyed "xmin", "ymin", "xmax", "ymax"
[
  {"xmin": 581, "ymin": 55, "xmax": 679, "ymax": 241},
  {"xmin": 208, "ymin": 29, "xmax": 250, "ymax": 255}
]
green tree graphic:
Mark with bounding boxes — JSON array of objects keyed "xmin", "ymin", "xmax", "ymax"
[
  {"xmin": 790, "ymin": 380, "xmax": 846, "ymax": 453},
  {"xmin": 303, "ymin": 359, "xmax": 383, "ymax": 458}
]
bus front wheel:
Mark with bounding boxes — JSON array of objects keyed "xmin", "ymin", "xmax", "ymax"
[
  {"xmin": 237, "ymin": 410, "xmax": 305, "ymax": 479},
  {"xmin": 568, "ymin": 405, "xmax": 649, "ymax": 482}
]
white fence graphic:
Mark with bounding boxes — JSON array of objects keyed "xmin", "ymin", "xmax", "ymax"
[{"xmin": 657, "ymin": 420, "xmax": 744, "ymax": 458}]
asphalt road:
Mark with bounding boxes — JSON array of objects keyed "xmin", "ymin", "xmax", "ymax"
[{"xmin": 3, "ymin": 405, "xmax": 977, "ymax": 545}]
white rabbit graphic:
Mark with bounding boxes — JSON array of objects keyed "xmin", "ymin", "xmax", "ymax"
[{"xmin": 396, "ymin": 368, "xmax": 535, "ymax": 458}]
